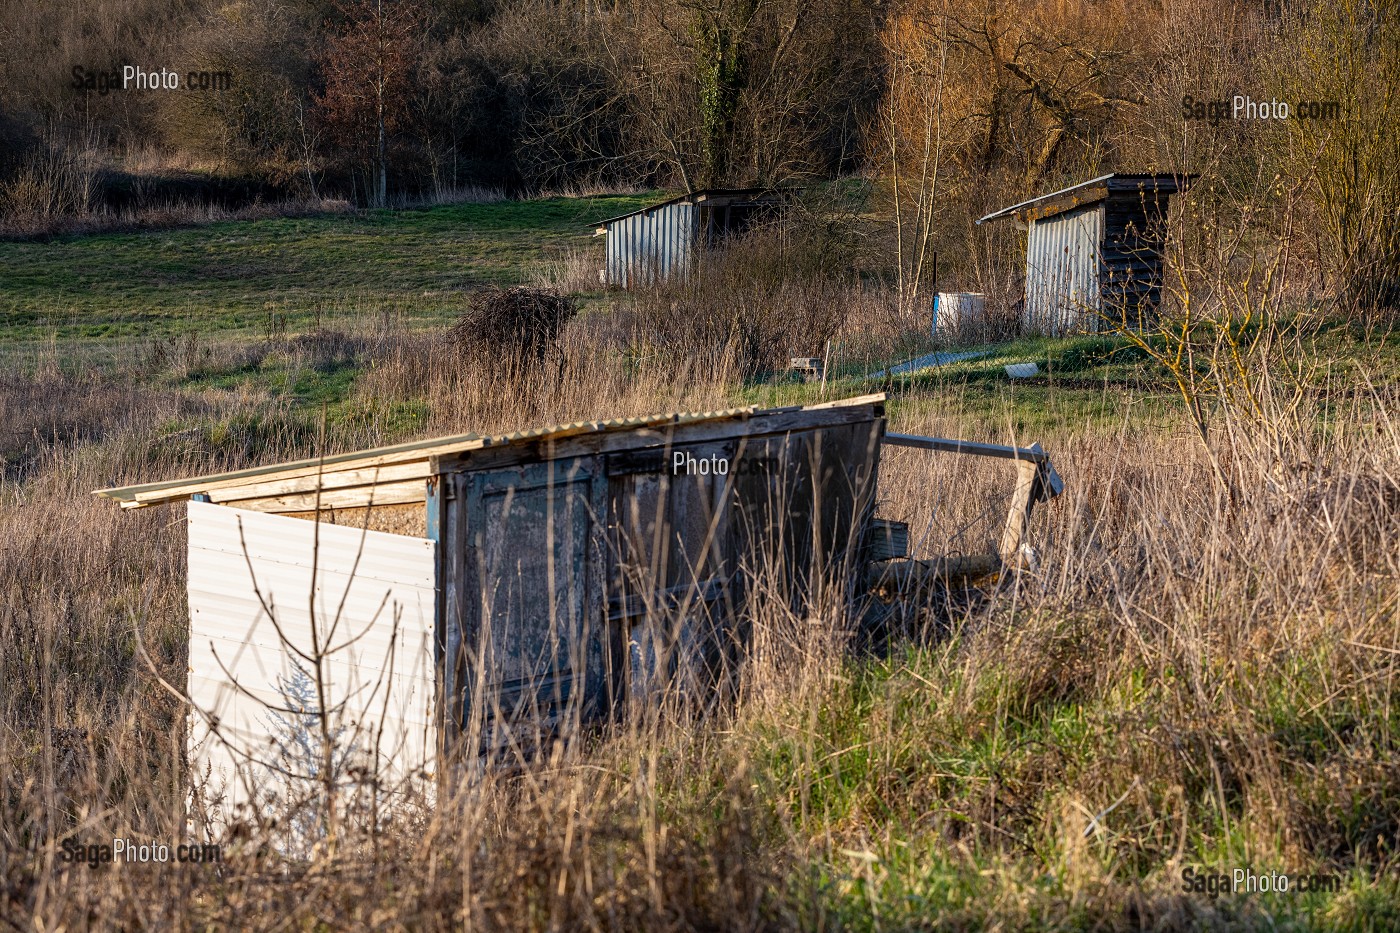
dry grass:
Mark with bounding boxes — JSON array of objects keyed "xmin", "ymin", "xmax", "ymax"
[
  {"xmin": 0, "ymin": 195, "xmax": 355, "ymax": 241},
  {"xmin": 530, "ymin": 245, "xmax": 605, "ymax": 294},
  {"xmin": 1, "ymin": 303, "xmax": 1398, "ymax": 931}
]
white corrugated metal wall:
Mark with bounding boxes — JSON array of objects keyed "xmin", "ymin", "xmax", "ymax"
[
  {"xmin": 1024, "ymin": 205, "xmax": 1104, "ymax": 335},
  {"xmin": 605, "ymin": 202, "xmax": 695, "ymax": 287},
  {"xmin": 185, "ymin": 501, "xmax": 437, "ymax": 818}
]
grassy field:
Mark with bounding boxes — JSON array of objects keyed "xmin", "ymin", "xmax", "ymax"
[
  {"xmin": 0, "ymin": 193, "xmax": 654, "ymax": 347},
  {"xmin": 2, "ymin": 195, "xmax": 1398, "ymax": 931}
]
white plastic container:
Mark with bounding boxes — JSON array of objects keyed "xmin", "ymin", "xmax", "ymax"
[{"xmin": 932, "ymin": 292, "xmax": 986, "ymax": 336}]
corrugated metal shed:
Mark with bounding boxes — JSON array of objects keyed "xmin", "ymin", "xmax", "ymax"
[
  {"xmin": 99, "ymin": 393, "xmax": 1065, "ymax": 793},
  {"xmin": 594, "ymin": 188, "xmax": 796, "ymax": 288},
  {"xmin": 1025, "ymin": 205, "xmax": 1104, "ymax": 334},
  {"xmin": 978, "ymin": 173, "xmax": 1192, "ymax": 335},
  {"xmin": 604, "ymin": 201, "xmax": 695, "ymax": 288}
]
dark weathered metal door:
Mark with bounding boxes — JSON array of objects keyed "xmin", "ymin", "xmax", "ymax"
[
  {"xmin": 605, "ymin": 442, "xmax": 734, "ymax": 706},
  {"xmin": 451, "ymin": 457, "xmax": 609, "ymax": 758}
]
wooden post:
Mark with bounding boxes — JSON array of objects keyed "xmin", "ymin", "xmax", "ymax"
[
  {"xmin": 999, "ymin": 442, "xmax": 1060, "ymax": 568},
  {"xmin": 999, "ymin": 459, "xmax": 1041, "ymax": 567}
]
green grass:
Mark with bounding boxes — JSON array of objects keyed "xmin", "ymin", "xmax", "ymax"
[
  {"xmin": 5, "ymin": 190, "xmax": 1399, "ymax": 930},
  {"xmin": 737, "ymin": 334, "xmax": 1184, "ymax": 441},
  {"xmin": 7, "ymin": 191, "xmax": 1397, "ymax": 454},
  {"xmin": 740, "ymin": 324, "xmax": 1400, "ymax": 446},
  {"xmin": 176, "ymin": 351, "xmax": 359, "ymax": 405},
  {"xmin": 0, "ymin": 192, "xmax": 662, "ymax": 345},
  {"xmin": 738, "ymin": 638, "xmax": 1400, "ymax": 931}
]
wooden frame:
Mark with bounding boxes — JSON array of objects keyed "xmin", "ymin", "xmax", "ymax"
[{"xmin": 880, "ymin": 432, "xmax": 1064, "ymax": 576}]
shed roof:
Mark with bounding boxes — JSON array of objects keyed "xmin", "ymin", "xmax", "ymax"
[
  {"xmin": 94, "ymin": 394, "xmax": 885, "ymax": 514},
  {"xmin": 977, "ymin": 173, "xmax": 1193, "ymax": 225},
  {"xmin": 593, "ymin": 187, "xmax": 795, "ymax": 228}
]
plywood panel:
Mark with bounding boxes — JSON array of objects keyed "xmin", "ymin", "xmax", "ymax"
[{"xmin": 605, "ymin": 442, "xmax": 732, "ymax": 704}]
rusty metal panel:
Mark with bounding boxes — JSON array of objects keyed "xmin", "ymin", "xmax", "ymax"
[{"xmin": 1024, "ymin": 204, "xmax": 1103, "ymax": 335}]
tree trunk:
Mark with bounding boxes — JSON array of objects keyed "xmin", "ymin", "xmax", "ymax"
[{"xmin": 375, "ymin": 0, "xmax": 388, "ymax": 208}]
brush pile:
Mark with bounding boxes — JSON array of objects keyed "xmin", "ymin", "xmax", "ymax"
[{"xmin": 449, "ymin": 286, "xmax": 577, "ymax": 365}]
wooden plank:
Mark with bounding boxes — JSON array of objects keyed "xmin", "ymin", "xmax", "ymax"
[
  {"xmin": 866, "ymin": 554, "xmax": 1002, "ymax": 597},
  {"xmin": 804, "ymin": 392, "xmax": 885, "ymax": 411},
  {"xmin": 103, "ymin": 396, "xmax": 887, "ymax": 510},
  {"xmin": 1019, "ymin": 184, "xmax": 1109, "ymax": 224},
  {"xmin": 102, "ymin": 431, "xmax": 482, "ymax": 503},
  {"xmin": 999, "ymin": 458, "xmax": 1043, "ymax": 565},
  {"xmin": 886, "ymin": 434, "xmax": 1062, "ymax": 572},
  {"xmin": 201, "ymin": 461, "xmax": 434, "ymax": 505},
  {"xmin": 107, "ymin": 416, "xmax": 743, "ymax": 507},
  {"xmin": 216, "ymin": 479, "xmax": 429, "ymax": 514},
  {"xmin": 441, "ymin": 472, "xmax": 469, "ymax": 756},
  {"xmin": 120, "ymin": 445, "xmax": 452, "ymax": 507}
]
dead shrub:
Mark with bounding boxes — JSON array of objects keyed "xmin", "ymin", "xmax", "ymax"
[{"xmin": 448, "ymin": 286, "xmax": 578, "ymax": 370}]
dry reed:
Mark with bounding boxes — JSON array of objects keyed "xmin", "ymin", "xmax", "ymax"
[{"xmin": 1, "ymin": 308, "xmax": 1397, "ymax": 931}]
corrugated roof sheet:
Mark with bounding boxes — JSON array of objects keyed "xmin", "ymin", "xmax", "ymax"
[
  {"xmin": 978, "ymin": 173, "xmax": 1193, "ymax": 224},
  {"xmin": 94, "ymin": 395, "xmax": 885, "ymax": 511},
  {"xmin": 593, "ymin": 187, "xmax": 794, "ymax": 227}
]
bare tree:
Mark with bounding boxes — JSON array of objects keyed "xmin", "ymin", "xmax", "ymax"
[
  {"xmin": 879, "ymin": 3, "xmax": 952, "ymax": 313},
  {"xmin": 1274, "ymin": 0, "xmax": 1400, "ymax": 313},
  {"xmin": 317, "ymin": 0, "xmax": 424, "ymax": 207},
  {"xmin": 599, "ymin": 0, "xmax": 880, "ymax": 190}
]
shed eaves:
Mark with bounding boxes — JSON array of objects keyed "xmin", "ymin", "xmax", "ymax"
[
  {"xmin": 94, "ymin": 395, "xmax": 885, "ymax": 511},
  {"xmin": 592, "ymin": 187, "xmax": 791, "ymax": 228},
  {"xmin": 977, "ymin": 173, "xmax": 1192, "ymax": 225}
]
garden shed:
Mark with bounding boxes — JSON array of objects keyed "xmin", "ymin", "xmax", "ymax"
[
  {"xmin": 978, "ymin": 172, "xmax": 1192, "ymax": 335},
  {"xmin": 593, "ymin": 187, "xmax": 796, "ymax": 288},
  {"xmin": 95, "ymin": 393, "xmax": 1062, "ymax": 809}
]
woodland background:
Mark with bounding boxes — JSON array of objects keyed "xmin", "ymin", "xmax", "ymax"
[{"xmin": 2, "ymin": 0, "xmax": 1397, "ymax": 308}]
